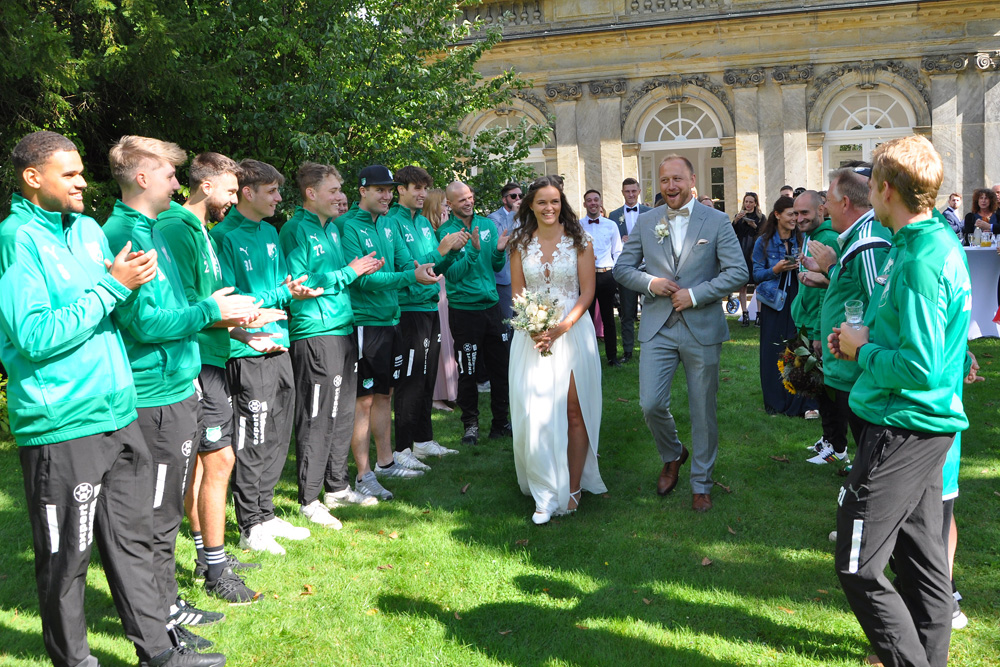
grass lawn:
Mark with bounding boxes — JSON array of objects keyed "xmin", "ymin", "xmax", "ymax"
[{"xmin": 2, "ymin": 319, "xmax": 998, "ymax": 666}]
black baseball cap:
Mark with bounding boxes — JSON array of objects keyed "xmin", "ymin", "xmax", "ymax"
[{"xmin": 358, "ymin": 165, "xmax": 398, "ymax": 187}]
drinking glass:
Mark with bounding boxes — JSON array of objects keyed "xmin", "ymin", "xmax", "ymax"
[{"xmin": 845, "ymin": 299, "xmax": 864, "ymax": 329}]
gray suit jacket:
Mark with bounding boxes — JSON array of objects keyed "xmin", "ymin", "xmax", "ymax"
[
  {"xmin": 613, "ymin": 203, "xmax": 748, "ymax": 345},
  {"xmin": 609, "ymin": 204, "xmax": 653, "ymax": 240}
]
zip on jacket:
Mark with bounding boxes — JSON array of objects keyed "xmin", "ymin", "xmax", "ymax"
[
  {"xmin": 0, "ymin": 201, "xmax": 137, "ymax": 446},
  {"xmin": 437, "ymin": 213, "xmax": 506, "ymax": 310}
]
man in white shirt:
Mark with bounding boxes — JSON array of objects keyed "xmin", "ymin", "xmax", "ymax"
[
  {"xmin": 609, "ymin": 178, "xmax": 653, "ymax": 362},
  {"xmin": 487, "ymin": 182, "xmax": 522, "ymax": 321},
  {"xmin": 583, "ymin": 189, "xmax": 624, "ymax": 366}
]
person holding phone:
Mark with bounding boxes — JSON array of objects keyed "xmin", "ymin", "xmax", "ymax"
[{"xmin": 751, "ymin": 196, "xmax": 817, "ymax": 417}]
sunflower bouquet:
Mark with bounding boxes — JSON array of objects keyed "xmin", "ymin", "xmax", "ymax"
[
  {"xmin": 777, "ymin": 330, "xmax": 825, "ymax": 397},
  {"xmin": 510, "ymin": 289, "xmax": 563, "ymax": 357}
]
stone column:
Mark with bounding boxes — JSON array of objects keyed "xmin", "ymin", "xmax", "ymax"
[
  {"xmin": 978, "ymin": 53, "xmax": 1000, "ymax": 188},
  {"xmin": 725, "ymin": 68, "xmax": 766, "ymax": 209},
  {"xmin": 806, "ymin": 132, "xmax": 826, "ymax": 192},
  {"xmin": 922, "ymin": 54, "xmax": 969, "ymax": 205},
  {"xmin": 772, "ymin": 65, "xmax": 814, "ymax": 191},
  {"xmin": 720, "ymin": 136, "xmax": 737, "ymax": 216},
  {"xmin": 589, "ymin": 80, "xmax": 628, "ymax": 211},
  {"xmin": 546, "ymin": 83, "xmax": 584, "ymax": 207}
]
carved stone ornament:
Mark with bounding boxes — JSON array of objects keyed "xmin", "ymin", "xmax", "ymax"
[
  {"xmin": 723, "ymin": 68, "xmax": 765, "ymax": 88},
  {"xmin": 771, "ymin": 65, "xmax": 814, "ymax": 85},
  {"xmin": 589, "ymin": 79, "xmax": 627, "ymax": 98},
  {"xmin": 807, "ymin": 60, "xmax": 930, "ymax": 115},
  {"xmin": 511, "ymin": 90, "xmax": 551, "ymax": 120},
  {"xmin": 975, "ymin": 52, "xmax": 999, "ymax": 72},
  {"xmin": 621, "ymin": 74, "xmax": 733, "ymax": 129},
  {"xmin": 545, "ymin": 83, "xmax": 583, "ymax": 101},
  {"xmin": 920, "ymin": 54, "xmax": 969, "ymax": 74}
]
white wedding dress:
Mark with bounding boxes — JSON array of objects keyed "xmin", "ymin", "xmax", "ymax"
[{"xmin": 511, "ymin": 234, "xmax": 607, "ymax": 515}]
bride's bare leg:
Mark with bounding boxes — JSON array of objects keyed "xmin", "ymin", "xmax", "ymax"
[{"xmin": 566, "ymin": 372, "xmax": 588, "ymax": 510}]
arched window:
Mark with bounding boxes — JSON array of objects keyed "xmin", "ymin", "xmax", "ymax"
[
  {"xmin": 637, "ymin": 101, "xmax": 725, "ymax": 210},
  {"xmin": 470, "ymin": 110, "xmax": 546, "ymax": 177},
  {"xmin": 822, "ymin": 89, "xmax": 916, "ymax": 173}
]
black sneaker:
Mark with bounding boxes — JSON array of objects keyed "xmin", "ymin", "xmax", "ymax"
[
  {"xmin": 489, "ymin": 422, "xmax": 513, "ymax": 439},
  {"xmin": 205, "ymin": 567, "xmax": 259, "ymax": 605},
  {"xmin": 143, "ymin": 645, "xmax": 226, "ymax": 667},
  {"xmin": 169, "ymin": 597, "xmax": 226, "ymax": 627},
  {"xmin": 461, "ymin": 425, "xmax": 479, "ymax": 446},
  {"xmin": 194, "ymin": 551, "xmax": 262, "ymax": 580},
  {"xmin": 170, "ymin": 624, "xmax": 213, "ymax": 650}
]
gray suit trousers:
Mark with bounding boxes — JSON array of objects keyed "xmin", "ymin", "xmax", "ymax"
[{"xmin": 638, "ymin": 318, "xmax": 720, "ymax": 494}]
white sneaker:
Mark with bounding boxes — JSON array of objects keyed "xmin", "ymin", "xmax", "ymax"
[
  {"xmin": 324, "ymin": 487, "xmax": 378, "ymax": 508},
  {"xmin": 262, "ymin": 516, "xmax": 311, "ymax": 541},
  {"xmin": 806, "ymin": 437, "xmax": 829, "ymax": 452},
  {"xmin": 374, "ymin": 461, "xmax": 423, "ymax": 478},
  {"xmin": 807, "ymin": 446, "xmax": 849, "ymax": 465},
  {"xmin": 412, "ymin": 440, "xmax": 459, "ymax": 458},
  {"xmin": 300, "ymin": 500, "xmax": 343, "ymax": 530},
  {"xmin": 239, "ymin": 524, "xmax": 286, "ymax": 555},
  {"xmin": 394, "ymin": 448, "xmax": 432, "ymax": 471}
]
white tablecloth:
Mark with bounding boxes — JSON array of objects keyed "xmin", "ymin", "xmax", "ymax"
[
  {"xmin": 743, "ymin": 247, "xmax": 1000, "ymax": 339},
  {"xmin": 965, "ymin": 246, "xmax": 1000, "ymax": 339}
]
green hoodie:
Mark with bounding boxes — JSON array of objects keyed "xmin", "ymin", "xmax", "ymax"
[
  {"xmin": 0, "ymin": 199, "xmax": 136, "ymax": 446},
  {"xmin": 337, "ymin": 203, "xmax": 417, "ymax": 326},
  {"xmin": 215, "ymin": 207, "xmax": 292, "ymax": 357},
  {"xmin": 284, "ymin": 206, "xmax": 359, "ymax": 339},
  {"xmin": 156, "ymin": 202, "xmax": 230, "ymax": 368},
  {"xmin": 437, "ymin": 213, "xmax": 506, "ymax": 310},
  {"xmin": 790, "ymin": 220, "xmax": 840, "ymax": 340},
  {"xmin": 384, "ymin": 202, "xmax": 456, "ymax": 312},
  {"xmin": 819, "ymin": 210, "xmax": 892, "ymax": 392},
  {"xmin": 104, "ymin": 201, "xmax": 221, "ymax": 408},
  {"xmin": 850, "ymin": 216, "xmax": 971, "ymax": 433}
]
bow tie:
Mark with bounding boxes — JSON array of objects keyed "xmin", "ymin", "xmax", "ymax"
[
  {"xmin": 588, "ymin": 218, "xmax": 601, "ymax": 224},
  {"xmin": 665, "ymin": 208, "xmax": 690, "ymax": 221},
  {"xmin": 625, "ymin": 207, "xmax": 637, "ymax": 213}
]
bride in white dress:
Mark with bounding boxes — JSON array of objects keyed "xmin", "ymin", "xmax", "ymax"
[{"xmin": 508, "ymin": 176, "xmax": 607, "ymax": 525}]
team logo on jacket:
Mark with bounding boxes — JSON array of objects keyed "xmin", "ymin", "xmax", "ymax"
[
  {"xmin": 422, "ymin": 228, "xmax": 432, "ymax": 239},
  {"xmin": 248, "ymin": 399, "xmax": 262, "ymax": 413},
  {"xmin": 480, "ymin": 229, "xmax": 491, "ymax": 242},
  {"xmin": 267, "ymin": 243, "xmax": 277, "ymax": 258},
  {"xmin": 73, "ymin": 483, "xmax": 94, "ymax": 503},
  {"xmin": 384, "ymin": 228, "xmax": 393, "ymax": 240},
  {"xmin": 181, "ymin": 440, "xmax": 193, "ymax": 457},
  {"xmin": 85, "ymin": 242, "xmax": 104, "ymax": 264}
]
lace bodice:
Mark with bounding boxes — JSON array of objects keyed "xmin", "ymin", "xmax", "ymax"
[{"xmin": 519, "ymin": 234, "xmax": 589, "ymax": 315}]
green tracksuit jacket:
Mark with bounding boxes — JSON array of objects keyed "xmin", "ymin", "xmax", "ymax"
[
  {"xmin": 104, "ymin": 201, "xmax": 221, "ymax": 408},
  {"xmin": 384, "ymin": 202, "xmax": 456, "ymax": 312},
  {"xmin": 156, "ymin": 202, "xmax": 230, "ymax": 368},
  {"xmin": 337, "ymin": 204, "xmax": 417, "ymax": 326},
  {"xmin": 0, "ymin": 198, "xmax": 137, "ymax": 446},
  {"xmin": 437, "ymin": 214, "xmax": 506, "ymax": 310},
  {"xmin": 819, "ymin": 210, "xmax": 892, "ymax": 392},
  {"xmin": 215, "ymin": 208, "xmax": 292, "ymax": 358},
  {"xmin": 790, "ymin": 220, "xmax": 840, "ymax": 340},
  {"xmin": 283, "ymin": 206, "xmax": 359, "ymax": 340},
  {"xmin": 850, "ymin": 216, "xmax": 971, "ymax": 434}
]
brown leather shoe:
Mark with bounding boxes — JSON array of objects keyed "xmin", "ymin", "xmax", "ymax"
[
  {"xmin": 656, "ymin": 447, "xmax": 689, "ymax": 496},
  {"xmin": 692, "ymin": 493, "xmax": 713, "ymax": 512}
]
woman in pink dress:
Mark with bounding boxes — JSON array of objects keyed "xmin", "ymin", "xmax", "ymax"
[{"xmin": 424, "ymin": 189, "xmax": 457, "ymax": 409}]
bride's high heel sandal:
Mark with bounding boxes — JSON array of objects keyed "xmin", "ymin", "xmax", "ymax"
[{"xmin": 555, "ymin": 489, "xmax": 582, "ymax": 517}]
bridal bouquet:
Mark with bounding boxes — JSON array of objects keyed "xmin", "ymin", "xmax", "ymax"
[
  {"xmin": 777, "ymin": 330, "xmax": 825, "ymax": 397},
  {"xmin": 510, "ymin": 290, "xmax": 563, "ymax": 356}
]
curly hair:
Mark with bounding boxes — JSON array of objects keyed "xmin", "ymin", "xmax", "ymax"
[
  {"xmin": 508, "ymin": 175, "xmax": 587, "ymax": 253},
  {"xmin": 971, "ymin": 188, "xmax": 998, "ymax": 216}
]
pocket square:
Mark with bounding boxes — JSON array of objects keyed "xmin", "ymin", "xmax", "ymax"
[{"xmin": 695, "ymin": 239, "xmax": 710, "ymax": 245}]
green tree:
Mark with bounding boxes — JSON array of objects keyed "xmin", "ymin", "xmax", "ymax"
[{"xmin": 0, "ymin": 0, "xmax": 549, "ymax": 218}]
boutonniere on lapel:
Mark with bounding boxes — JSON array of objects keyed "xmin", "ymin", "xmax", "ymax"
[
  {"xmin": 654, "ymin": 218, "xmax": 670, "ymax": 244},
  {"xmin": 617, "ymin": 215, "xmax": 625, "ymax": 224}
]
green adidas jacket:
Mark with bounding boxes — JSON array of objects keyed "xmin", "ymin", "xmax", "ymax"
[
  {"xmin": 215, "ymin": 208, "xmax": 292, "ymax": 358},
  {"xmin": 104, "ymin": 201, "xmax": 221, "ymax": 408},
  {"xmin": 156, "ymin": 202, "xmax": 230, "ymax": 368},
  {"xmin": 284, "ymin": 206, "xmax": 358, "ymax": 340},
  {"xmin": 819, "ymin": 210, "xmax": 892, "ymax": 392},
  {"xmin": 790, "ymin": 220, "xmax": 840, "ymax": 340},
  {"xmin": 337, "ymin": 204, "xmax": 417, "ymax": 326},
  {"xmin": 850, "ymin": 216, "xmax": 971, "ymax": 434},
  {"xmin": 384, "ymin": 202, "xmax": 456, "ymax": 312},
  {"xmin": 437, "ymin": 214, "xmax": 505, "ymax": 310},
  {"xmin": 0, "ymin": 199, "xmax": 137, "ymax": 446}
]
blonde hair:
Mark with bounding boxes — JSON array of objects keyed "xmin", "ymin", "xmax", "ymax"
[
  {"xmin": 422, "ymin": 189, "xmax": 448, "ymax": 229},
  {"xmin": 871, "ymin": 135, "xmax": 943, "ymax": 214},
  {"xmin": 109, "ymin": 135, "xmax": 186, "ymax": 187}
]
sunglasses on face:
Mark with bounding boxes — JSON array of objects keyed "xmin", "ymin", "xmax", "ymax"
[{"xmin": 507, "ymin": 193, "xmax": 523, "ymax": 200}]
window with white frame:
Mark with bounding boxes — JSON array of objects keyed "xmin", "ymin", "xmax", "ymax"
[{"xmin": 822, "ymin": 89, "xmax": 916, "ymax": 174}]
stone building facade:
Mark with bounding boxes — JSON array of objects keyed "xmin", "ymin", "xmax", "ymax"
[{"xmin": 460, "ymin": 0, "xmax": 1000, "ymax": 214}]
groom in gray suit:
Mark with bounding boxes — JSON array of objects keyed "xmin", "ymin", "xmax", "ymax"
[{"xmin": 613, "ymin": 156, "xmax": 747, "ymax": 511}]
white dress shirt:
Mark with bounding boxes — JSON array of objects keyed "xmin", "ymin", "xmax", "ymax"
[
  {"xmin": 583, "ymin": 216, "xmax": 623, "ymax": 269},
  {"xmin": 623, "ymin": 205, "xmax": 641, "ymax": 235},
  {"xmin": 646, "ymin": 197, "xmax": 699, "ymax": 306}
]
